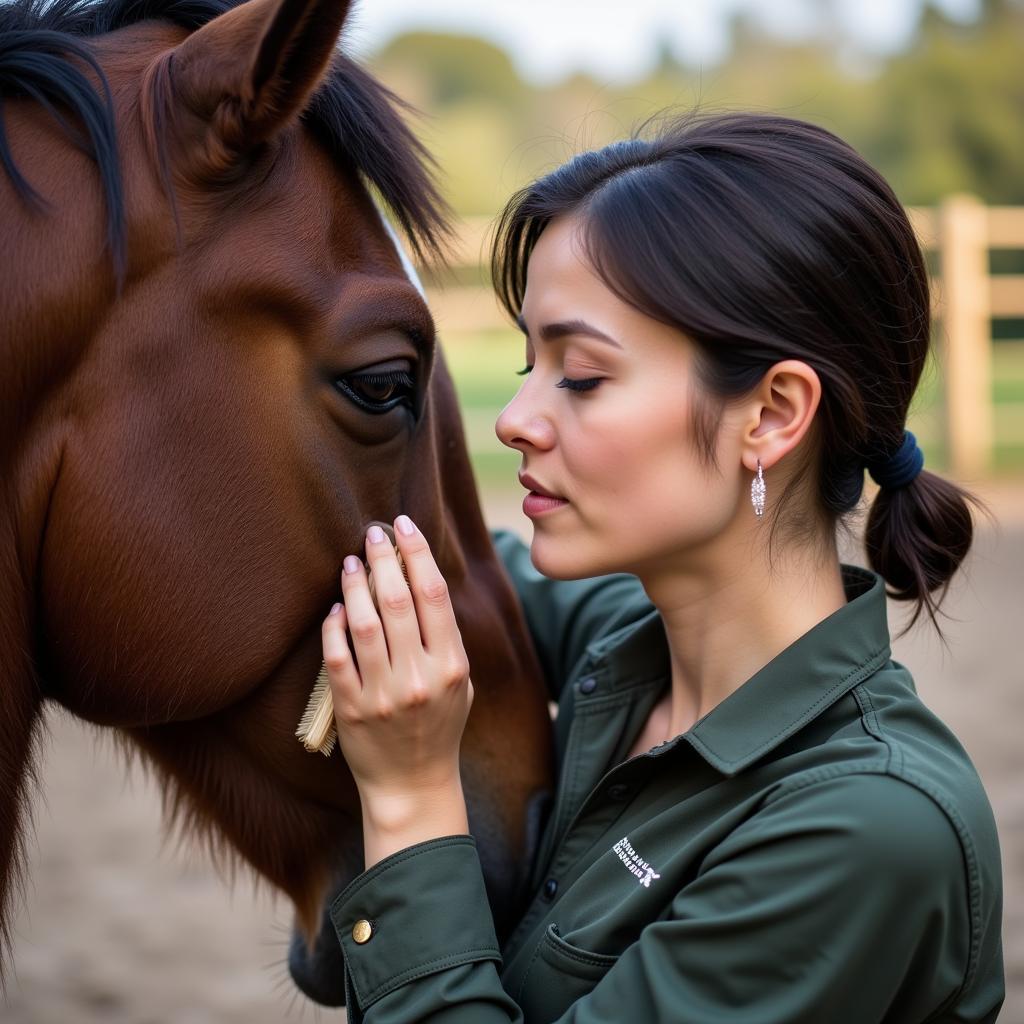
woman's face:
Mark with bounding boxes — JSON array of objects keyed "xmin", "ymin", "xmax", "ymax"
[{"xmin": 495, "ymin": 214, "xmax": 747, "ymax": 581}]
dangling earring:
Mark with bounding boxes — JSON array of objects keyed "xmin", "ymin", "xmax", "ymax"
[{"xmin": 751, "ymin": 460, "xmax": 766, "ymax": 518}]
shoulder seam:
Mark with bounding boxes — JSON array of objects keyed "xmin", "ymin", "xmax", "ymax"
[
  {"xmin": 769, "ymin": 764, "xmax": 980, "ymax": 1011},
  {"xmin": 852, "ymin": 683, "xmax": 901, "ymax": 775}
]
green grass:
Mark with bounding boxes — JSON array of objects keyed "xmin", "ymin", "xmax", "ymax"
[
  {"xmin": 438, "ymin": 330, "xmax": 526, "ymax": 492},
  {"xmin": 984, "ymin": 341, "xmax": 1024, "ymax": 471},
  {"xmin": 440, "ymin": 332, "xmax": 1024, "ymax": 485},
  {"xmin": 465, "ymin": 448, "xmax": 522, "ymax": 490},
  {"xmin": 992, "ymin": 341, "xmax": 1024, "ymax": 406},
  {"xmin": 994, "ymin": 444, "xmax": 1024, "ymax": 470},
  {"xmin": 441, "ymin": 329, "xmax": 524, "ymax": 408},
  {"xmin": 994, "ymin": 380, "xmax": 1024, "ymax": 403}
]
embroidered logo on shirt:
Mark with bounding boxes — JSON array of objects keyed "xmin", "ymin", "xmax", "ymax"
[{"xmin": 612, "ymin": 836, "xmax": 661, "ymax": 888}]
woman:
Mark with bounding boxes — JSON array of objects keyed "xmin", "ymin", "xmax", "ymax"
[{"xmin": 319, "ymin": 113, "xmax": 1004, "ymax": 1022}]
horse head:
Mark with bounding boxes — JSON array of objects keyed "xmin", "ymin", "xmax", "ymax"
[{"xmin": 0, "ymin": 0, "xmax": 552, "ymax": 1005}]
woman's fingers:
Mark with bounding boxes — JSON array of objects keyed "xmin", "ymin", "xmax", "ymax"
[
  {"xmin": 321, "ymin": 604, "xmax": 361, "ymax": 711},
  {"xmin": 340, "ymin": 553, "xmax": 391, "ymax": 690},
  {"xmin": 364, "ymin": 524, "xmax": 424, "ymax": 659},
  {"xmin": 325, "ymin": 519, "xmax": 472, "ymax": 800},
  {"xmin": 392, "ymin": 515, "xmax": 464, "ymax": 659},
  {"xmin": 334, "ymin": 516, "xmax": 466, "ymax": 703}
]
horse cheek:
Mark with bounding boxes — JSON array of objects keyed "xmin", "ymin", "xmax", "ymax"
[{"xmin": 34, "ymin": 432, "xmax": 300, "ymax": 726}]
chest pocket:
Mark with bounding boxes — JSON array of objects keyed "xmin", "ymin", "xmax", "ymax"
[{"xmin": 517, "ymin": 923, "xmax": 620, "ymax": 1022}]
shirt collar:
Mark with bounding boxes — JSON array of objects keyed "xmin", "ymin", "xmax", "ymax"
[{"xmin": 585, "ymin": 565, "xmax": 892, "ymax": 777}]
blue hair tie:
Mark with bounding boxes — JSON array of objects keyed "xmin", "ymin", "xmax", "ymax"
[{"xmin": 866, "ymin": 430, "xmax": 924, "ymax": 490}]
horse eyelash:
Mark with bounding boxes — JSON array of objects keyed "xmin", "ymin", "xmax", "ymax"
[
  {"xmin": 334, "ymin": 368, "xmax": 416, "ymax": 414},
  {"xmin": 353, "ymin": 370, "xmax": 415, "ymax": 387}
]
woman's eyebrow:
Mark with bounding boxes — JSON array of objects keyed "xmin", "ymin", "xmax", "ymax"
[{"xmin": 515, "ymin": 315, "xmax": 622, "ymax": 349}]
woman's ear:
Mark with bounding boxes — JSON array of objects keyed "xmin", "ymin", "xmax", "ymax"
[{"xmin": 740, "ymin": 360, "xmax": 822, "ymax": 473}]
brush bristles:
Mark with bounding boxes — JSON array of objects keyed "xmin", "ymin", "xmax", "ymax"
[
  {"xmin": 296, "ymin": 545, "xmax": 408, "ymax": 755},
  {"xmin": 296, "ymin": 666, "xmax": 337, "ymax": 756}
]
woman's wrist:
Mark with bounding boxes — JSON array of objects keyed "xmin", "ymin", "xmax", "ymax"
[{"xmin": 360, "ymin": 776, "xmax": 470, "ymax": 868}]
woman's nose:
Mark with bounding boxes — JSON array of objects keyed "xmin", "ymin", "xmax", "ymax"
[{"xmin": 495, "ymin": 384, "xmax": 555, "ymax": 452}]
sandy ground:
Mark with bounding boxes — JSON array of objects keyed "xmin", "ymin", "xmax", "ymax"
[{"xmin": 5, "ymin": 481, "xmax": 1024, "ymax": 1023}]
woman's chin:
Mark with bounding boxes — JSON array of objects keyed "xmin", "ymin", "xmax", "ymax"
[{"xmin": 528, "ymin": 536, "xmax": 601, "ymax": 581}]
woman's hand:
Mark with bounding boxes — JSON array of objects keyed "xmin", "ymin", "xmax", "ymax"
[{"xmin": 321, "ymin": 515, "xmax": 473, "ymax": 866}]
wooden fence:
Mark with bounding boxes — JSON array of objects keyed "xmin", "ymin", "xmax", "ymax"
[
  {"xmin": 909, "ymin": 198, "xmax": 1024, "ymax": 476},
  {"xmin": 418, "ymin": 198, "xmax": 1024, "ymax": 478}
]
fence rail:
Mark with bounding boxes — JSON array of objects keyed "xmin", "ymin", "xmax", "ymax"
[{"xmin": 418, "ymin": 198, "xmax": 1024, "ymax": 478}]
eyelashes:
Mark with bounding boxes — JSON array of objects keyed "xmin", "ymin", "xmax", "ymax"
[
  {"xmin": 515, "ymin": 366, "xmax": 602, "ymax": 393},
  {"xmin": 335, "ymin": 368, "xmax": 416, "ymax": 413},
  {"xmin": 556, "ymin": 377, "xmax": 601, "ymax": 392}
]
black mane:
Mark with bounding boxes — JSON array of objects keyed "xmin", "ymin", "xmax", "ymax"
[{"xmin": 0, "ymin": 0, "xmax": 450, "ymax": 278}]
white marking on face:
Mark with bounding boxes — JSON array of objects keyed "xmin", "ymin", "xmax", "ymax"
[{"xmin": 376, "ymin": 205, "xmax": 427, "ymax": 300}]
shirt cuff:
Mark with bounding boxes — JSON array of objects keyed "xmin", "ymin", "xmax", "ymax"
[{"xmin": 330, "ymin": 835, "xmax": 502, "ymax": 1011}]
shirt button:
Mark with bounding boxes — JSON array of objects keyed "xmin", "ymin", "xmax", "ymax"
[
  {"xmin": 542, "ymin": 878, "xmax": 559, "ymax": 901},
  {"xmin": 579, "ymin": 677, "xmax": 597, "ymax": 695},
  {"xmin": 351, "ymin": 919, "xmax": 373, "ymax": 944},
  {"xmin": 606, "ymin": 783, "xmax": 631, "ymax": 800}
]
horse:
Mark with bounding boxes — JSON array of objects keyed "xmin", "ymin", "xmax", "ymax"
[{"xmin": 0, "ymin": 0, "xmax": 553, "ymax": 1006}]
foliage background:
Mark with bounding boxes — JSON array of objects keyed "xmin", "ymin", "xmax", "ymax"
[{"xmin": 368, "ymin": 0, "xmax": 1024, "ymax": 215}]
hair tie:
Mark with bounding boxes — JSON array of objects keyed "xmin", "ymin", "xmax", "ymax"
[{"xmin": 866, "ymin": 430, "xmax": 924, "ymax": 490}]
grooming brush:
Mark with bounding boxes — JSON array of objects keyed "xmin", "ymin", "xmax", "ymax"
[{"xmin": 296, "ymin": 523, "xmax": 409, "ymax": 756}]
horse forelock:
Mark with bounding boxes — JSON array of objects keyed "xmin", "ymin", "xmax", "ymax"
[{"xmin": 0, "ymin": 0, "xmax": 453, "ymax": 271}]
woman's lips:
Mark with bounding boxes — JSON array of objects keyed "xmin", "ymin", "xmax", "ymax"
[
  {"xmin": 523, "ymin": 492, "xmax": 569, "ymax": 517},
  {"xmin": 518, "ymin": 473, "xmax": 568, "ymax": 517}
]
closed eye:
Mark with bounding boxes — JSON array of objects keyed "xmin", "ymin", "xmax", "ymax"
[
  {"xmin": 556, "ymin": 377, "xmax": 601, "ymax": 392},
  {"xmin": 515, "ymin": 366, "xmax": 602, "ymax": 393}
]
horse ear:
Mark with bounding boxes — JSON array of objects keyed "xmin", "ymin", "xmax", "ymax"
[{"xmin": 169, "ymin": 0, "xmax": 355, "ymax": 166}]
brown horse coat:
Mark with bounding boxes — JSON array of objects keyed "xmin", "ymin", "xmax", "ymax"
[{"xmin": 0, "ymin": 0, "xmax": 552, "ymax": 1004}]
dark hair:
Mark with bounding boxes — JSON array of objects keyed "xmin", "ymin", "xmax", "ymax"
[
  {"xmin": 492, "ymin": 112, "xmax": 982, "ymax": 634},
  {"xmin": 0, "ymin": 0, "xmax": 450, "ymax": 281}
]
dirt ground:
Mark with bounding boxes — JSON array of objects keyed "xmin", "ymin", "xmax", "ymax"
[{"xmin": 6, "ymin": 482, "xmax": 1024, "ymax": 1023}]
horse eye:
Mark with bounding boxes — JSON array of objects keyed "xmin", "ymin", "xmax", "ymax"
[{"xmin": 335, "ymin": 368, "xmax": 416, "ymax": 414}]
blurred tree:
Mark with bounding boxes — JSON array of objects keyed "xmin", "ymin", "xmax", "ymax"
[
  {"xmin": 367, "ymin": 1, "xmax": 1024, "ymax": 215},
  {"xmin": 372, "ymin": 32, "xmax": 525, "ymax": 109},
  {"xmin": 866, "ymin": 0, "xmax": 1024, "ymax": 203},
  {"xmin": 371, "ymin": 32, "xmax": 538, "ymax": 215}
]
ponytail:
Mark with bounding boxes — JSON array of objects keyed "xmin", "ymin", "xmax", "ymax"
[{"xmin": 864, "ymin": 472, "xmax": 984, "ymax": 635}]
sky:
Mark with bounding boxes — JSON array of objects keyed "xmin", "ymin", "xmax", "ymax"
[{"xmin": 342, "ymin": 0, "xmax": 981, "ymax": 83}]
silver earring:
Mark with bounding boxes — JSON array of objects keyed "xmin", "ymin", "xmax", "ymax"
[{"xmin": 751, "ymin": 460, "xmax": 766, "ymax": 518}]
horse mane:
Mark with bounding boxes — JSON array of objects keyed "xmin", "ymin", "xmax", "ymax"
[{"xmin": 0, "ymin": 0, "xmax": 452, "ymax": 278}]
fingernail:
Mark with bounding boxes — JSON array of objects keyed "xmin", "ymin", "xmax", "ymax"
[
  {"xmin": 367, "ymin": 525, "xmax": 386, "ymax": 545},
  {"xmin": 396, "ymin": 514, "xmax": 415, "ymax": 536},
  {"xmin": 343, "ymin": 555, "xmax": 361, "ymax": 574},
  {"xmin": 329, "ymin": 602, "xmax": 342, "ymax": 615}
]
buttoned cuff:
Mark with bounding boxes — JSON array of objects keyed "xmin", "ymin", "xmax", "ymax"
[{"xmin": 330, "ymin": 835, "xmax": 501, "ymax": 1012}]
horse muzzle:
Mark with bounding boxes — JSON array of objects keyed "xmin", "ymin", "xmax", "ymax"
[{"xmin": 288, "ymin": 894, "xmax": 349, "ymax": 1007}]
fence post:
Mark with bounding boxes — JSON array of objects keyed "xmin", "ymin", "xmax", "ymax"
[{"xmin": 939, "ymin": 194, "xmax": 992, "ymax": 478}]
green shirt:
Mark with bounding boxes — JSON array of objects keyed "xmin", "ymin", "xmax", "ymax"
[{"xmin": 331, "ymin": 529, "xmax": 1004, "ymax": 1022}]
